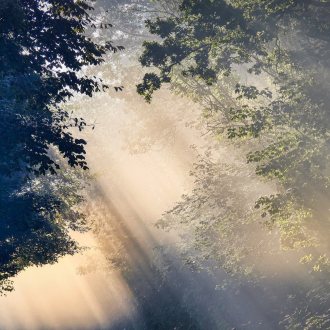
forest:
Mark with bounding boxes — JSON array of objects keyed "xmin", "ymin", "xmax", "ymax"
[{"xmin": 0, "ymin": 0, "xmax": 330, "ymax": 329}]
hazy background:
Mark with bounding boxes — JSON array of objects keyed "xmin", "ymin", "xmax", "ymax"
[{"xmin": 0, "ymin": 1, "xmax": 326, "ymax": 329}]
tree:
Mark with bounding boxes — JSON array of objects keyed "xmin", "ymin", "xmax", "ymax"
[
  {"xmin": 138, "ymin": 0, "xmax": 330, "ymax": 266},
  {"xmin": 138, "ymin": 2, "xmax": 330, "ymax": 326},
  {"xmin": 0, "ymin": 0, "xmax": 122, "ymax": 293}
]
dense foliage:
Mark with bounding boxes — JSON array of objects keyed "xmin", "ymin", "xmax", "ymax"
[
  {"xmin": 138, "ymin": 0, "xmax": 330, "ymax": 268},
  {"xmin": 137, "ymin": 1, "xmax": 330, "ymax": 327},
  {"xmin": 0, "ymin": 0, "xmax": 120, "ymax": 293}
]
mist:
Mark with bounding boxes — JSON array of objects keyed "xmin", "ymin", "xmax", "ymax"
[{"xmin": 0, "ymin": 1, "xmax": 329, "ymax": 329}]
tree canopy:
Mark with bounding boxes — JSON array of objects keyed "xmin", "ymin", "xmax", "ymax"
[
  {"xmin": 138, "ymin": 0, "xmax": 330, "ymax": 264},
  {"xmin": 0, "ymin": 0, "xmax": 120, "ymax": 293},
  {"xmin": 138, "ymin": 1, "xmax": 330, "ymax": 327}
]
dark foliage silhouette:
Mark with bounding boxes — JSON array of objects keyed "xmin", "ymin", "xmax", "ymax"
[{"xmin": 0, "ymin": 0, "xmax": 122, "ymax": 293}]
